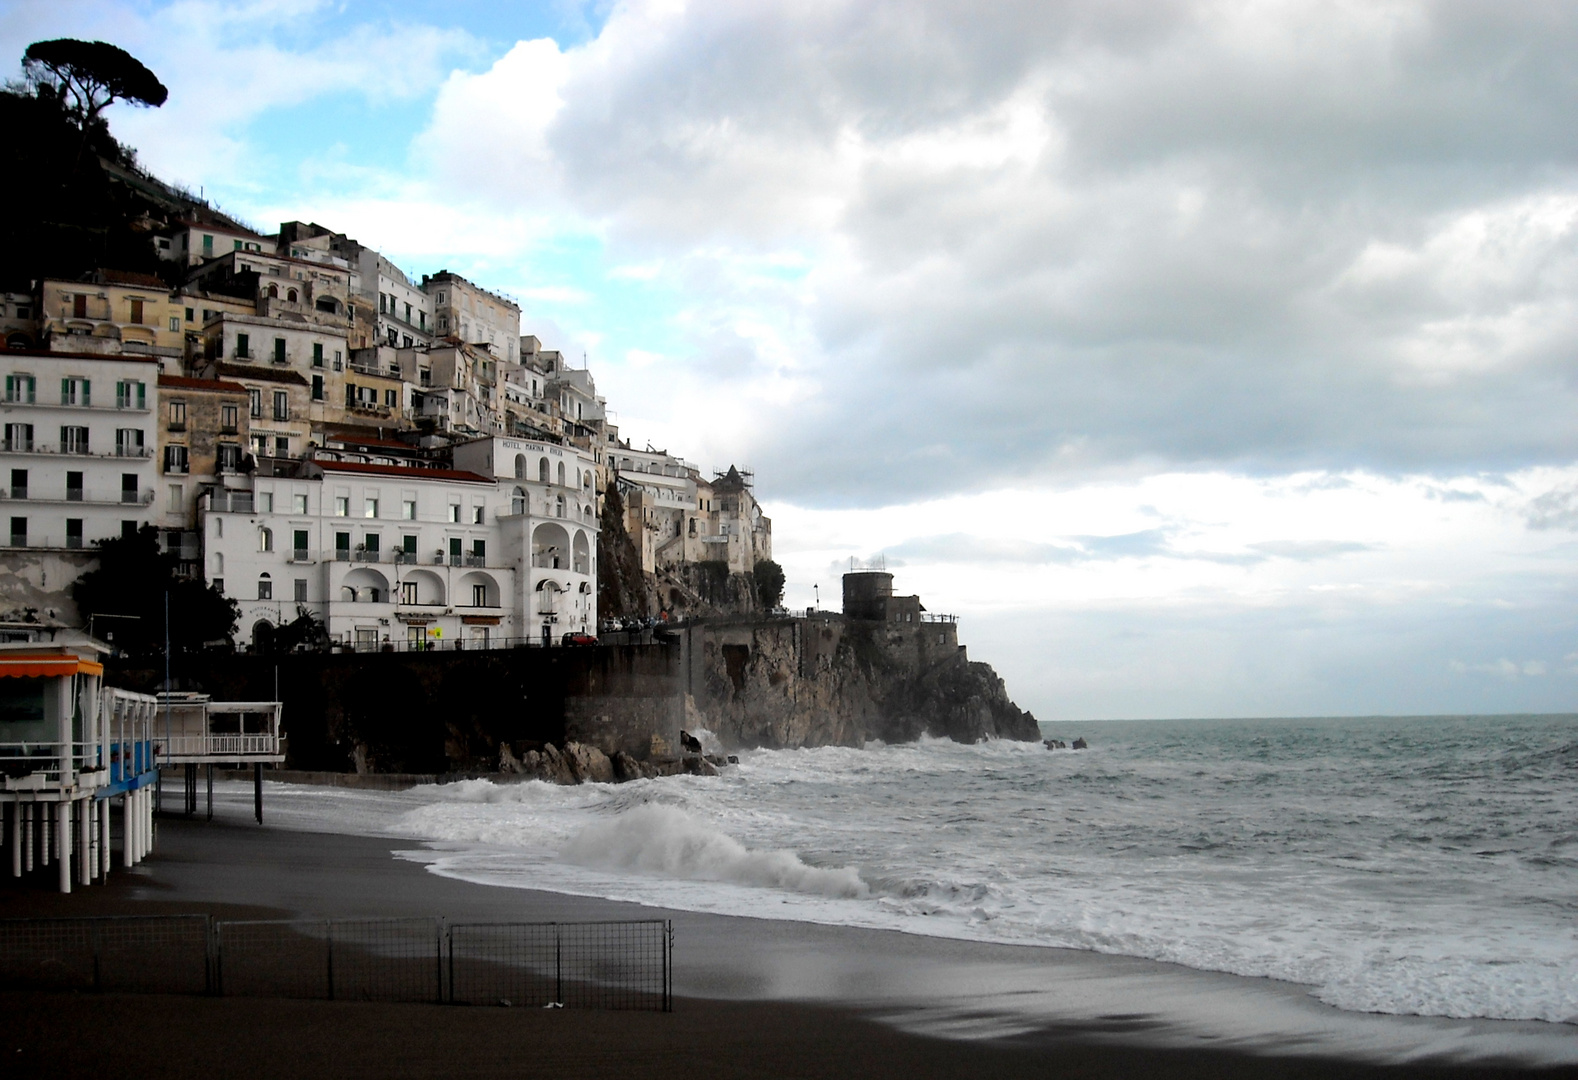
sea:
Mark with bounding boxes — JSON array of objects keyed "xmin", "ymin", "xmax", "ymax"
[{"xmin": 267, "ymin": 714, "xmax": 1578, "ymax": 1026}]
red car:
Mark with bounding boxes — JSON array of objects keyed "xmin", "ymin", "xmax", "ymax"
[{"xmin": 562, "ymin": 633, "xmax": 599, "ymax": 646}]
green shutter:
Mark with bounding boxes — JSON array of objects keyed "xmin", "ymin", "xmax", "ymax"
[
  {"xmin": 81, "ymin": 380, "xmax": 89, "ymax": 407},
  {"xmin": 137, "ymin": 382, "xmax": 146, "ymax": 409},
  {"xmin": 61, "ymin": 378, "xmax": 70, "ymax": 404}
]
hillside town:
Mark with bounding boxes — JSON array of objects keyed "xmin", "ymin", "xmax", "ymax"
[{"xmin": 0, "ymin": 192, "xmax": 774, "ymax": 651}]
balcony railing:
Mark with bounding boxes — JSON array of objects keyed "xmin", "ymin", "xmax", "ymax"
[
  {"xmin": 393, "ymin": 551, "xmax": 420, "ymax": 565},
  {"xmin": 206, "ymin": 492, "xmax": 254, "ymax": 514},
  {"xmin": 4, "ymin": 442, "xmax": 155, "ymax": 459},
  {"xmin": 463, "ymin": 554, "xmax": 487, "ymax": 568},
  {"xmin": 352, "ymin": 549, "xmax": 382, "ymax": 563},
  {"xmin": 160, "ymin": 733, "xmax": 280, "ymax": 759},
  {"xmin": 0, "ymin": 487, "xmax": 152, "ymax": 506},
  {"xmin": 288, "ymin": 549, "xmax": 313, "ymax": 563}
]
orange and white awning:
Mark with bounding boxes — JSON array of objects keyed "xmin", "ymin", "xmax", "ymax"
[{"xmin": 0, "ymin": 653, "xmax": 104, "ymax": 678}]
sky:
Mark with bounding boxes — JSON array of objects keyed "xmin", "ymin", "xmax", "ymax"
[{"xmin": 6, "ymin": 0, "xmax": 1578, "ymax": 720}]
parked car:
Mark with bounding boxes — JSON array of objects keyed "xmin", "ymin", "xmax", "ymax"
[{"xmin": 562, "ymin": 633, "xmax": 599, "ymax": 646}]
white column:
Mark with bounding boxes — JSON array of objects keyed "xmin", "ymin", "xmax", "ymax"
[
  {"xmin": 98, "ymin": 800, "xmax": 110, "ymax": 880},
  {"xmin": 23, "ymin": 804, "xmax": 33, "ymax": 872},
  {"xmin": 57, "ymin": 802, "xmax": 71, "ymax": 894},
  {"xmin": 142, "ymin": 788, "xmax": 153, "ymax": 858},
  {"xmin": 8, "ymin": 803, "xmax": 18, "ymax": 878},
  {"xmin": 122, "ymin": 794, "xmax": 134, "ymax": 868},
  {"xmin": 40, "ymin": 802, "xmax": 50, "ymax": 867},
  {"xmin": 78, "ymin": 798, "xmax": 92, "ymax": 886}
]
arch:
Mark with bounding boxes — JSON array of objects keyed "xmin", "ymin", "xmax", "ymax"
[
  {"xmin": 572, "ymin": 530, "xmax": 590, "ymax": 574},
  {"xmin": 212, "ymin": 552, "xmax": 224, "ymax": 575},
  {"xmin": 401, "ymin": 568, "xmax": 445, "ymax": 606},
  {"xmin": 555, "ymin": 494, "xmax": 565, "ymax": 518},
  {"xmin": 251, "ymin": 620, "xmax": 275, "ymax": 653},
  {"xmin": 267, "ymin": 284, "xmax": 278, "ymax": 298},
  {"xmin": 258, "ymin": 527, "xmax": 272, "ymax": 552},
  {"xmin": 513, "ymin": 454, "xmax": 526, "ymax": 479},
  {"xmin": 583, "ymin": 470, "xmax": 592, "ymax": 490},
  {"xmin": 341, "ymin": 567, "xmax": 389, "ymax": 603},
  {"xmin": 458, "ymin": 570, "xmax": 499, "ymax": 608},
  {"xmin": 5, "ymin": 332, "xmax": 35, "ymax": 350},
  {"xmin": 534, "ymin": 578, "xmax": 562, "ymax": 616},
  {"xmin": 287, "ymin": 287, "xmax": 299, "ymax": 302},
  {"xmin": 511, "ymin": 485, "xmax": 527, "ymax": 516},
  {"xmin": 556, "ymin": 462, "xmax": 566, "ymax": 487},
  {"xmin": 532, "ymin": 522, "xmax": 570, "ymax": 569},
  {"xmin": 538, "ymin": 457, "xmax": 549, "ymax": 482},
  {"xmin": 582, "ymin": 504, "xmax": 593, "ymax": 523}
]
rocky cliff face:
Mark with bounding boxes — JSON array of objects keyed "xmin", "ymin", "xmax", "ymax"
[{"xmin": 681, "ymin": 615, "xmax": 1039, "ymax": 749}]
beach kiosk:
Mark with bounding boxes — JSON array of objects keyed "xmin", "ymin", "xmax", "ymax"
[
  {"xmin": 156, "ymin": 693, "xmax": 284, "ymax": 823},
  {"xmin": 0, "ymin": 640, "xmax": 159, "ymax": 892}
]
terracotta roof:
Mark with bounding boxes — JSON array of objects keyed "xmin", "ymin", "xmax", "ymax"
[
  {"xmin": 95, "ymin": 269, "xmax": 167, "ymax": 288},
  {"xmin": 215, "ymin": 363, "xmax": 310, "ymax": 386},
  {"xmin": 314, "ymin": 460, "xmax": 493, "ymax": 484},
  {"xmin": 0, "ymin": 348, "xmax": 160, "ymax": 365},
  {"xmin": 159, "ymin": 374, "xmax": 248, "ymax": 394}
]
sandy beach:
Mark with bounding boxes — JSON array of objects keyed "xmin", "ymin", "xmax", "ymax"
[{"xmin": 3, "ymin": 801, "xmax": 1576, "ymax": 1080}]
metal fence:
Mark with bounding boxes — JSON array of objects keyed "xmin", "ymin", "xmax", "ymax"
[
  {"xmin": 0, "ymin": 915, "xmax": 671, "ymax": 1011},
  {"xmin": 0, "ymin": 915, "xmax": 210, "ymax": 994},
  {"xmin": 449, "ymin": 921, "xmax": 671, "ymax": 1011}
]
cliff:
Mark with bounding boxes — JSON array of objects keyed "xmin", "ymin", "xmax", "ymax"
[{"xmin": 676, "ymin": 614, "xmax": 1039, "ymax": 748}]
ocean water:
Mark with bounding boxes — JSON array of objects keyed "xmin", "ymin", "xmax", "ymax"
[{"xmin": 274, "ymin": 714, "xmax": 1578, "ymax": 1025}]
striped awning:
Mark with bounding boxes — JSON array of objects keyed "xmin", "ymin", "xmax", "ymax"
[{"xmin": 0, "ymin": 653, "xmax": 105, "ymax": 678}]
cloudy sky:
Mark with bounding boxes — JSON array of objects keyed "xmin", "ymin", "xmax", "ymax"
[{"xmin": 8, "ymin": 0, "xmax": 1578, "ymax": 720}]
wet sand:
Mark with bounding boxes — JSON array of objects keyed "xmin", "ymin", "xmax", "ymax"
[{"xmin": 2, "ymin": 813, "xmax": 1576, "ymax": 1079}]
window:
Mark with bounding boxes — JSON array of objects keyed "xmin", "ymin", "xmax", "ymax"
[
  {"xmin": 293, "ymin": 494, "xmax": 307, "ymax": 514},
  {"xmin": 61, "ymin": 377, "xmax": 89, "ymax": 406},
  {"xmin": 400, "ymin": 581, "xmax": 417, "ymax": 605},
  {"xmin": 273, "ymin": 391, "xmax": 288, "ymax": 420},
  {"xmin": 217, "ymin": 443, "xmax": 241, "ymax": 472},
  {"xmin": 220, "ymin": 404, "xmax": 238, "ymax": 432},
  {"xmin": 401, "ymin": 534, "xmax": 417, "ymax": 555},
  {"xmin": 72, "ymin": 294, "xmax": 87, "ymax": 318},
  {"xmin": 169, "ymin": 315, "xmax": 180, "ymax": 332},
  {"xmin": 402, "ymin": 499, "xmax": 416, "ymax": 520},
  {"xmin": 4, "ymin": 375, "xmax": 34, "ymax": 403},
  {"xmin": 274, "ymin": 436, "xmax": 289, "ymax": 458},
  {"xmin": 65, "ymin": 519, "xmax": 82, "ymax": 549},
  {"xmin": 212, "ymin": 578, "xmax": 224, "ymax": 594},
  {"xmin": 66, "ymin": 471, "xmax": 82, "ymax": 500},
  {"xmin": 404, "ymin": 301, "xmax": 412, "ymax": 323},
  {"xmin": 363, "ymin": 533, "xmax": 380, "ymax": 553},
  {"xmin": 116, "ymin": 380, "xmax": 146, "ymax": 410},
  {"xmin": 364, "ymin": 498, "xmax": 379, "ymax": 518},
  {"xmin": 4, "ymin": 423, "xmax": 32, "ymax": 451},
  {"xmin": 385, "ymin": 389, "xmax": 397, "ymax": 408},
  {"xmin": 257, "ymin": 574, "xmax": 272, "ymax": 600},
  {"xmin": 472, "ymin": 584, "xmax": 487, "ymax": 607},
  {"xmin": 472, "ymin": 539, "xmax": 485, "ymax": 562},
  {"xmin": 259, "ymin": 492, "xmax": 273, "ymax": 513},
  {"xmin": 293, "ymin": 529, "xmax": 308, "ymax": 556},
  {"xmin": 248, "ymin": 389, "xmax": 261, "ymax": 418},
  {"xmin": 313, "ymin": 343, "xmax": 323, "ymax": 367},
  {"xmin": 168, "ymin": 400, "xmax": 186, "ymax": 428},
  {"xmin": 167, "ymin": 484, "xmax": 183, "ymax": 512},
  {"xmin": 60, "ymin": 426, "xmax": 88, "ymax": 454},
  {"xmin": 258, "ymin": 528, "xmax": 273, "ymax": 552},
  {"xmin": 448, "ymin": 503, "xmax": 460, "ymax": 523},
  {"xmin": 163, "ymin": 445, "xmax": 188, "ymax": 474},
  {"xmin": 202, "ymin": 234, "xmax": 214, "ymax": 256},
  {"xmin": 9, "ymin": 516, "xmax": 25, "ymax": 546},
  {"xmin": 333, "ymin": 351, "xmax": 343, "ymax": 371},
  {"xmin": 294, "ymin": 579, "xmax": 307, "ymax": 602},
  {"xmin": 311, "ymin": 374, "xmax": 324, "ymax": 401},
  {"xmin": 538, "ymin": 458, "xmax": 549, "ymax": 482},
  {"xmin": 129, "ymin": 299, "xmax": 143, "ymax": 324},
  {"xmin": 8, "ymin": 469, "xmax": 24, "ymax": 498},
  {"xmin": 334, "ymin": 497, "xmax": 349, "ymax": 517},
  {"xmin": 557, "ymin": 462, "xmax": 565, "ymax": 486},
  {"xmin": 236, "ymin": 332, "xmax": 250, "ymax": 359},
  {"xmin": 273, "ymin": 338, "xmax": 286, "ymax": 365},
  {"xmin": 472, "ymin": 505, "xmax": 484, "ymax": 524},
  {"xmin": 115, "ymin": 428, "xmax": 144, "ymax": 457},
  {"xmin": 185, "ymin": 307, "xmax": 194, "ymax": 322}
]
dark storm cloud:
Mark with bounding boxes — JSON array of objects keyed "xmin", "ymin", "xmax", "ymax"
[{"xmin": 446, "ymin": 1, "xmax": 1578, "ymax": 506}]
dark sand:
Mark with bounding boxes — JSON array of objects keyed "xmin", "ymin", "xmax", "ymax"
[{"xmin": 3, "ymin": 812, "xmax": 1576, "ymax": 1079}]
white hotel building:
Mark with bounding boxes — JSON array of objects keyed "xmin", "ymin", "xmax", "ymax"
[{"xmin": 203, "ymin": 437, "xmax": 599, "ymax": 651}]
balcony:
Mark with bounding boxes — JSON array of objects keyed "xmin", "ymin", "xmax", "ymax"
[
  {"xmin": 352, "ymin": 549, "xmax": 382, "ymax": 563},
  {"xmin": 288, "ymin": 549, "xmax": 314, "ymax": 563},
  {"xmin": 463, "ymin": 554, "xmax": 487, "ymax": 568},
  {"xmin": 206, "ymin": 492, "xmax": 254, "ymax": 514},
  {"xmin": 0, "ymin": 486, "xmax": 152, "ymax": 506},
  {"xmin": 167, "ymin": 421, "xmax": 186, "ymax": 433},
  {"xmin": 393, "ymin": 551, "xmax": 420, "ymax": 565}
]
